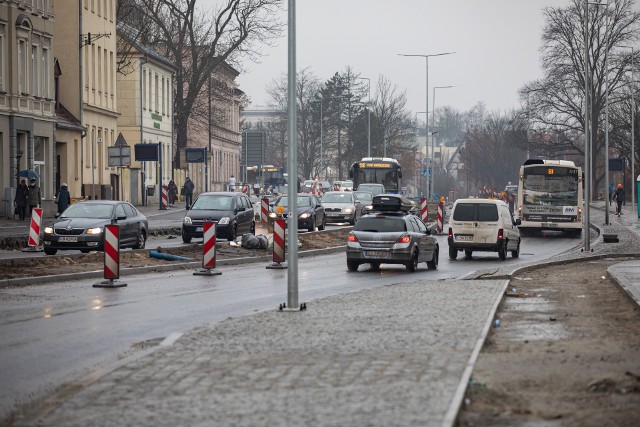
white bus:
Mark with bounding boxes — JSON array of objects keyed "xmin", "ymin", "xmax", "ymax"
[{"xmin": 516, "ymin": 159, "xmax": 583, "ymax": 236}]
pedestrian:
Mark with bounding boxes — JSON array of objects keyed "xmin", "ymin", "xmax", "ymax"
[
  {"xmin": 613, "ymin": 183, "xmax": 625, "ymax": 216},
  {"xmin": 14, "ymin": 179, "xmax": 28, "ymax": 221},
  {"xmin": 54, "ymin": 183, "xmax": 71, "ymax": 217},
  {"xmin": 27, "ymin": 178, "xmax": 41, "ymax": 218},
  {"xmin": 183, "ymin": 177, "xmax": 195, "ymax": 209},
  {"xmin": 168, "ymin": 179, "xmax": 178, "ymax": 206},
  {"xmin": 229, "ymin": 175, "xmax": 236, "ymax": 192},
  {"xmin": 608, "ymin": 182, "xmax": 614, "ymax": 206}
]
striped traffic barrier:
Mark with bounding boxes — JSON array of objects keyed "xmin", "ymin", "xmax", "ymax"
[
  {"xmin": 420, "ymin": 197, "xmax": 428, "ymax": 224},
  {"xmin": 437, "ymin": 202, "xmax": 444, "ymax": 234},
  {"xmin": 161, "ymin": 185, "xmax": 168, "ymax": 210},
  {"xmin": 194, "ymin": 221, "xmax": 221, "ymax": 276},
  {"xmin": 261, "ymin": 197, "xmax": 269, "ymax": 225},
  {"xmin": 266, "ymin": 218, "xmax": 287, "ymax": 269},
  {"xmin": 94, "ymin": 224, "xmax": 127, "ymax": 288},
  {"xmin": 22, "ymin": 207, "xmax": 43, "ymax": 252}
]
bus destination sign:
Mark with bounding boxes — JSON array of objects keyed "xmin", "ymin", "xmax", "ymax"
[{"xmin": 359, "ymin": 162, "xmax": 392, "ymax": 169}]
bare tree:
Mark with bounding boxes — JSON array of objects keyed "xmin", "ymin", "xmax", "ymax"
[{"xmin": 121, "ymin": 0, "xmax": 284, "ymax": 165}]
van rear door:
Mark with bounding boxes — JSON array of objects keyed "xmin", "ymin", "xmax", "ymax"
[{"xmin": 451, "ymin": 203, "xmax": 499, "ymax": 244}]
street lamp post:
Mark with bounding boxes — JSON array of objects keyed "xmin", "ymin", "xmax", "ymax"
[
  {"xmin": 431, "ymin": 85, "xmax": 455, "ymax": 200},
  {"xmin": 583, "ymin": 0, "xmax": 592, "ymax": 252},
  {"xmin": 399, "ymin": 52, "xmax": 455, "ymax": 200},
  {"xmin": 355, "ymin": 77, "xmax": 371, "ymax": 157},
  {"xmin": 621, "ymin": 45, "xmax": 636, "ymax": 217}
]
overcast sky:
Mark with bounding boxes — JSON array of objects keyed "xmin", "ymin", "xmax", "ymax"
[{"xmin": 226, "ymin": 1, "xmax": 579, "ymax": 114}]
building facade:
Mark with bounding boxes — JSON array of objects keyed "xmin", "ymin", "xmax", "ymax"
[{"xmin": 0, "ymin": 0, "xmax": 56, "ymax": 217}]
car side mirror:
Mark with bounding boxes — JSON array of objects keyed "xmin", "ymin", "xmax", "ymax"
[
  {"xmin": 425, "ymin": 228, "xmax": 431, "ymax": 235},
  {"xmin": 515, "ymin": 218, "xmax": 522, "ymax": 226}
]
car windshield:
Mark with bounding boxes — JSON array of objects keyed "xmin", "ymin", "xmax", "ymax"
[
  {"xmin": 191, "ymin": 195, "xmax": 233, "ymax": 210},
  {"xmin": 61, "ymin": 203, "xmax": 113, "ymax": 219},
  {"xmin": 354, "ymin": 216, "xmax": 406, "ymax": 232},
  {"xmin": 322, "ymin": 193, "xmax": 352, "ymax": 203},
  {"xmin": 358, "ymin": 184, "xmax": 384, "ymax": 195},
  {"xmin": 277, "ymin": 196, "xmax": 312, "ymax": 207},
  {"xmin": 354, "ymin": 192, "xmax": 373, "ymax": 203}
]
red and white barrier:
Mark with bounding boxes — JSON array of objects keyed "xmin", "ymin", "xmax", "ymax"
[
  {"xmin": 266, "ymin": 218, "xmax": 287, "ymax": 269},
  {"xmin": 261, "ymin": 198, "xmax": 269, "ymax": 225},
  {"xmin": 420, "ymin": 198, "xmax": 428, "ymax": 224},
  {"xmin": 194, "ymin": 221, "xmax": 221, "ymax": 276},
  {"xmin": 437, "ymin": 202, "xmax": 444, "ymax": 234},
  {"xmin": 161, "ymin": 185, "xmax": 168, "ymax": 209},
  {"xmin": 94, "ymin": 224, "xmax": 127, "ymax": 287},
  {"xmin": 22, "ymin": 207, "xmax": 43, "ymax": 252}
]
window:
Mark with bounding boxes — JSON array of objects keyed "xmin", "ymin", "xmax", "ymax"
[
  {"xmin": 31, "ymin": 45, "xmax": 37, "ymax": 96},
  {"xmin": 154, "ymin": 74, "xmax": 159, "ymax": 112},
  {"xmin": 18, "ymin": 39, "xmax": 27, "ymax": 93},
  {"xmin": 97, "ymin": 46, "xmax": 102, "ymax": 94},
  {"xmin": 142, "ymin": 68, "xmax": 146, "ymax": 110},
  {"xmin": 161, "ymin": 77, "xmax": 165, "ymax": 115},
  {"xmin": 0, "ymin": 28, "xmax": 4, "ymax": 91},
  {"xmin": 41, "ymin": 47, "xmax": 49, "ymax": 98},
  {"xmin": 115, "ymin": 204, "xmax": 126, "ymax": 218}
]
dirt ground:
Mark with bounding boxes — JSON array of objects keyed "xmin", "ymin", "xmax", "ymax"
[
  {"xmin": 0, "ymin": 228, "xmax": 351, "ymax": 281},
  {"xmin": 457, "ymin": 259, "xmax": 640, "ymax": 427}
]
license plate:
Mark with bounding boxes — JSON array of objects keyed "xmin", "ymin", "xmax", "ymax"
[
  {"xmin": 542, "ymin": 222, "xmax": 558, "ymax": 228},
  {"xmin": 455, "ymin": 235, "xmax": 473, "ymax": 241},
  {"xmin": 364, "ymin": 250, "xmax": 388, "ymax": 258},
  {"xmin": 58, "ymin": 236, "xmax": 78, "ymax": 243},
  {"xmin": 328, "ymin": 213, "xmax": 340, "ymax": 217},
  {"xmin": 196, "ymin": 227, "xmax": 203, "ymax": 232}
]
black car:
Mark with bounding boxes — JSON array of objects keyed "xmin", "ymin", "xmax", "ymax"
[
  {"xmin": 269, "ymin": 193, "xmax": 326, "ymax": 232},
  {"xmin": 182, "ymin": 192, "xmax": 255, "ymax": 242},
  {"xmin": 346, "ymin": 194, "xmax": 439, "ymax": 272},
  {"xmin": 42, "ymin": 201, "xmax": 148, "ymax": 255}
]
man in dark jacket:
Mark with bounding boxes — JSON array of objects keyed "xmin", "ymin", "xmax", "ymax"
[
  {"xmin": 183, "ymin": 177, "xmax": 195, "ymax": 209},
  {"xmin": 55, "ymin": 183, "xmax": 71, "ymax": 216},
  {"xmin": 613, "ymin": 183, "xmax": 625, "ymax": 216},
  {"xmin": 14, "ymin": 180, "xmax": 29, "ymax": 220},
  {"xmin": 27, "ymin": 178, "xmax": 41, "ymax": 218}
]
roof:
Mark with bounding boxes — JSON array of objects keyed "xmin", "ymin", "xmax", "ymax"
[
  {"xmin": 55, "ymin": 102, "xmax": 85, "ymax": 132},
  {"xmin": 117, "ymin": 23, "xmax": 178, "ymax": 72}
]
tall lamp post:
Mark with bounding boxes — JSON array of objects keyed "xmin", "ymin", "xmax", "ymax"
[
  {"xmin": 620, "ymin": 45, "xmax": 636, "ymax": 217},
  {"xmin": 583, "ymin": 0, "xmax": 592, "ymax": 252},
  {"xmin": 416, "ymin": 111, "xmax": 427, "ymax": 196},
  {"xmin": 399, "ymin": 52, "xmax": 455, "ymax": 199},
  {"xmin": 355, "ymin": 77, "xmax": 371, "ymax": 157},
  {"xmin": 431, "ymin": 85, "xmax": 455, "ymax": 200}
]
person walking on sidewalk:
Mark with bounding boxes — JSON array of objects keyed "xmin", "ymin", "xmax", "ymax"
[
  {"xmin": 183, "ymin": 177, "xmax": 195, "ymax": 209},
  {"xmin": 54, "ymin": 183, "xmax": 71, "ymax": 217},
  {"xmin": 168, "ymin": 179, "xmax": 178, "ymax": 206},
  {"xmin": 229, "ymin": 175, "xmax": 236, "ymax": 192},
  {"xmin": 14, "ymin": 179, "xmax": 28, "ymax": 220},
  {"xmin": 613, "ymin": 183, "xmax": 625, "ymax": 216},
  {"xmin": 27, "ymin": 178, "xmax": 41, "ymax": 218}
]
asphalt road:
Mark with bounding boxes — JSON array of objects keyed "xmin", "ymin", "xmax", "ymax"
[{"xmin": 0, "ymin": 231, "xmax": 581, "ymax": 420}]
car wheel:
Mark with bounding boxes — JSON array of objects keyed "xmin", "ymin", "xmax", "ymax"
[
  {"xmin": 464, "ymin": 250, "xmax": 473, "ymax": 258},
  {"xmin": 182, "ymin": 235, "xmax": 192, "ymax": 244},
  {"xmin": 498, "ymin": 242, "xmax": 507, "ymax": 260},
  {"xmin": 347, "ymin": 260, "xmax": 360, "ymax": 272},
  {"xmin": 44, "ymin": 247, "xmax": 57, "ymax": 255},
  {"xmin": 308, "ymin": 218, "xmax": 315, "ymax": 232},
  {"xmin": 370, "ymin": 262, "xmax": 380, "ymax": 271},
  {"xmin": 318, "ymin": 216, "xmax": 326, "ymax": 231},
  {"xmin": 449, "ymin": 246, "xmax": 458, "ymax": 260},
  {"xmin": 427, "ymin": 248, "xmax": 439, "ymax": 270},
  {"xmin": 512, "ymin": 239, "xmax": 520, "ymax": 258},
  {"xmin": 133, "ymin": 230, "xmax": 146, "ymax": 249},
  {"xmin": 406, "ymin": 249, "xmax": 419, "ymax": 272},
  {"xmin": 80, "ymin": 249, "xmax": 91, "ymax": 254},
  {"xmin": 230, "ymin": 224, "xmax": 238, "ymax": 241},
  {"xmin": 250, "ymin": 221, "xmax": 256, "ymax": 235}
]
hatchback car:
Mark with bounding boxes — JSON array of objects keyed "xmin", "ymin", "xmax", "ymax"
[
  {"xmin": 321, "ymin": 191, "xmax": 363, "ymax": 225},
  {"xmin": 42, "ymin": 201, "xmax": 148, "ymax": 255},
  {"xmin": 346, "ymin": 194, "xmax": 439, "ymax": 272},
  {"xmin": 182, "ymin": 192, "xmax": 255, "ymax": 242},
  {"xmin": 269, "ymin": 193, "xmax": 326, "ymax": 232},
  {"xmin": 353, "ymin": 191, "xmax": 374, "ymax": 215}
]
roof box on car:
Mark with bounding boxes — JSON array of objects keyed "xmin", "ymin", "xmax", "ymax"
[{"xmin": 372, "ymin": 194, "xmax": 413, "ymax": 212}]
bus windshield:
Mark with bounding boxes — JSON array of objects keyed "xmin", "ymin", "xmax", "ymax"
[
  {"xmin": 350, "ymin": 158, "xmax": 401, "ymax": 193},
  {"xmin": 522, "ymin": 166, "xmax": 579, "ymax": 207}
]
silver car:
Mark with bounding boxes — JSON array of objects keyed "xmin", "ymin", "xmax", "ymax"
[{"xmin": 321, "ymin": 191, "xmax": 363, "ymax": 225}]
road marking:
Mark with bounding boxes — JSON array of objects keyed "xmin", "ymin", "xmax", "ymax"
[{"xmin": 160, "ymin": 332, "xmax": 183, "ymax": 346}]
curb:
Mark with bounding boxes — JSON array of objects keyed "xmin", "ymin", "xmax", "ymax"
[{"xmin": 608, "ymin": 261, "xmax": 640, "ymax": 311}]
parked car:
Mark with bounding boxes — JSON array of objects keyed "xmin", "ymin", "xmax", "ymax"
[
  {"xmin": 357, "ymin": 183, "xmax": 385, "ymax": 196},
  {"xmin": 182, "ymin": 192, "xmax": 255, "ymax": 242},
  {"xmin": 321, "ymin": 191, "xmax": 363, "ymax": 225},
  {"xmin": 42, "ymin": 201, "xmax": 148, "ymax": 255},
  {"xmin": 269, "ymin": 193, "xmax": 326, "ymax": 232},
  {"xmin": 301, "ymin": 180, "xmax": 319, "ymax": 194},
  {"xmin": 353, "ymin": 191, "xmax": 374, "ymax": 214},
  {"xmin": 447, "ymin": 198, "xmax": 521, "ymax": 260},
  {"xmin": 346, "ymin": 194, "xmax": 439, "ymax": 272}
]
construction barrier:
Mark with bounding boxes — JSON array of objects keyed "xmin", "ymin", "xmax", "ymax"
[
  {"xmin": 161, "ymin": 185, "xmax": 168, "ymax": 209},
  {"xmin": 194, "ymin": 221, "xmax": 221, "ymax": 276},
  {"xmin": 261, "ymin": 198, "xmax": 269, "ymax": 225},
  {"xmin": 94, "ymin": 224, "xmax": 127, "ymax": 288},
  {"xmin": 437, "ymin": 202, "xmax": 444, "ymax": 234},
  {"xmin": 266, "ymin": 218, "xmax": 287, "ymax": 269},
  {"xmin": 22, "ymin": 207, "xmax": 43, "ymax": 252},
  {"xmin": 420, "ymin": 198, "xmax": 428, "ymax": 223}
]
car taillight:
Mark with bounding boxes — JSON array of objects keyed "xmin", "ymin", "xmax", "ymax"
[
  {"xmin": 396, "ymin": 235, "xmax": 410, "ymax": 244},
  {"xmin": 348, "ymin": 234, "xmax": 358, "ymax": 242},
  {"xmin": 498, "ymin": 228, "xmax": 504, "ymax": 239},
  {"xmin": 448, "ymin": 227, "xmax": 453, "ymax": 238}
]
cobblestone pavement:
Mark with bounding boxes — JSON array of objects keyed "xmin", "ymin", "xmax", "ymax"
[{"xmin": 12, "ymin": 280, "xmax": 507, "ymax": 427}]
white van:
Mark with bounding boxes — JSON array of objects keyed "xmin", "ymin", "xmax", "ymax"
[{"xmin": 447, "ymin": 198, "xmax": 521, "ymax": 260}]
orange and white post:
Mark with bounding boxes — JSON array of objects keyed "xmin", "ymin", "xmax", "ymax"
[
  {"xmin": 267, "ymin": 217, "xmax": 287, "ymax": 269},
  {"xmin": 194, "ymin": 221, "xmax": 221, "ymax": 276},
  {"xmin": 420, "ymin": 198, "xmax": 428, "ymax": 224},
  {"xmin": 94, "ymin": 224, "xmax": 127, "ymax": 287},
  {"xmin": 261, "ymin": 198, "xmax": 269, "ymax": 225},
  {"xmin": 22, "ymin": 207, "xmax": 43, "ymax": 252}
]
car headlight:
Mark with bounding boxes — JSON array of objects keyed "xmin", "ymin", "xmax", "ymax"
[
  {"xmin": 299, "ymin": 213, "xmax": 311, "ymax": 219},
  {"xmin": 365, "ymin": 205, "xmax": 373, "ymax": 210},
  {"xmin": 86, "ymin": 227, "xmax": 103, "ymax": 235},
  {"xmin": 183, "ymin": 216, "xmax": 192, "ymax": 224},
  {"xmin": 218, "ymin": 217, "xmax": 230, "ymax": 225},
  {"xmin": 268, "ymin": 212, "xmax": 277, "ymax": 219},
  {"xmin": 342, "ymin": 208, "xmax": 353, "ymax": 214},
  {"xmin": 44, "ymin": 226, "xmax": 53, "ymax": 234}
]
